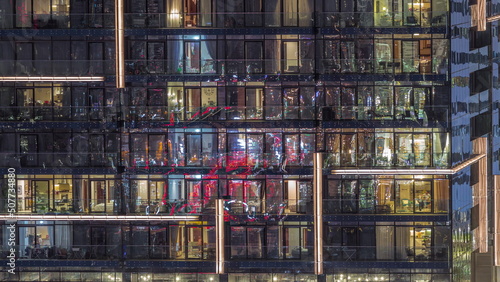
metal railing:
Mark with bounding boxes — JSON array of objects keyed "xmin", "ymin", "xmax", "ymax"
[
  {"xmin": 0, "ymin": 105, "xmax": 449, "ymax": 125},
  {"xmin": 322, "ymin": 198, "xmax": 449, "ymax": 214},
  {"xmin": 0, "ymin": 12, "xmax": 448, "ymax": 29},
  {"xmin": 0, "ymin": 60, "xmax": 114, "ymax": 77},
  {"xmin": 4, "ymin": 245, "xmax": 449, "ymax": 262}
]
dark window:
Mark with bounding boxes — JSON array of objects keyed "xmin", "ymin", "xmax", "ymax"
[
  {"xmin": 471, "ymin": 112, "xmax": 491, "ymax": 138},
  {"xmin": 470, "ymin": 67, "xmax": 491, "ymax": 95},
  {"xmin": 469, "ymin": 24, "xmax": 491, "ymax": 49}
]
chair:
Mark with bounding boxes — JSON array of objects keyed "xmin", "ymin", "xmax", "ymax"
[
  {"xmin": 55, "ymin": 248, "xmax": 68, "ymax": 259},
  {"xmin": 406, "ymin": 16, "xmax": 418, "ymax": 25}
]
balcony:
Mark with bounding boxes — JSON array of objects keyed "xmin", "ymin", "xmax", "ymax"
[{"xmin": 0, "ymin": 12, "xmax": 449, "ymax": 29}]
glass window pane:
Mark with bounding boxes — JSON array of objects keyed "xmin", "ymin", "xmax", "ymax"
[
  {"xmin": 231, "ymin": 227, "xmax": 246, "ymax": 259},
  {"xmin": 185, "ymin": 42, "xmax": 200, "ymax": 73},
  {"xmin": 395, "ymin": 180, "xmax": 413, "ymax": 213},
  {"xmin": 187, "ymin": 135, "xmax": 202, "ymax": 166},
  {"xmin": 168, "ymin": 133, "xmax": 185, "ymax": 166}
]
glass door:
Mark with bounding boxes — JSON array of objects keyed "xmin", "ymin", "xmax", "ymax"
[
  {"xmin": 395, "ymin": 133, "xmax": 413, "ymax": 166},
  {"xmin": 201, "ymin": 133, "xmax": 217, "ymax": 166},
  {"xmin": 325, "ymin": 179, "xmax": 341, "ymax": 214},
  {"xmin": 90, "ymin": 180, "xmax": 107, "ymax": 212},
  {"xmin": 414, "ymin": 87, "xmax": 430, "ymax": 119},
  {"xmin": 245, "ymin": 41, "xmax": 264, "ymax": 74},
  {"xmin": 283, "ymin": 0, "xmax": 298, "ymax": 26},
  {"xmin": 91, "ymin": 227, "xmax": 106, "ymax": 259},
  {"xmin": 413, "ymin": 133, "xmax": 431, "ymax": 166},
  {"xmin": 89, "ymin": 88, "xmax": 104, "ymax": 120},
  {"xmin": 357, "ymin": 131, "xmax": 374, "ymax": 166},
  {"xmin": 132, "ymin": 180, "xmax": 148, "ymax": 213},
  {"xmin": 148, "ymin": 135, "xmax": 166, "ymax": 166},
  {"xmin": 245, "ymin": 0, "xmax": 262, "ymax": 26},
  {"xmin": 150, "ymin": 225, "xmax": 168, "ymax": 259},
  {"xmin": 15, "ymin": 0, "xmax": 32, "ymax": 28},
  {"xmin": 247, "ymin": 227, "xmax": 264, "ymax": 258},
  {"xmin": 341, "ymin": 180, "xmax": 357, "ymax": 213},
  {"xmin": 245, "ymin": 180, "xmax": 263, "ymax": 214},
  {"xmin": 185, "ymin": 88, "xmax": 201, "ymax": 119},
  {"xmin": 227, "ymin": 134, "xmax": 246, "ymax": 167},
  {"xmin": 414, "ymin": 180, "xmax": 432, "ymax": 213},
  {"xmin": 395, "ymin": 180, "xmax": 413, "ymax": 213},
  {"xmin": 283, "ymin": 88, "xmax": 299, "ymax": 119},
  {"xmin": 227, "ymin": 87, "xmax": 245, "ymax": 120},
  {"xmin": 148, "ymin": 42, "xmax": 165, "ymax": 74},
  {"xmin": 340, "ymin": 41, "xmax": 356, "ymax": 73},
  {"xmin": 20, "ymin": 134, "xmax": 37, "ymax": 166},
  {"xmin": 247, "ymin": 134, "xmax": 264, "ymax": 167},
  {"xmin": 401, "ymin": 41, "xmax": 419, "ymax": 73},
  {"xmin": 150, "ymin": 181, "xmax": 166, "ymax": 206},
  {"xmin": 89, "ymin": 42, "xmax": 104, "ymax": 75},
  {"xmin": 395, "ymin": 87, "xmax": 412, "ymax": 119},
  {"xmin": 375, "ymin": 179, "xmax": 394, "ymax": 213},
  {"xmin": 375, "ymin": 133, "xmax": 393, "ymax": 166},
  {"xmin": 283, "ymin": 41, "xmax": 299, "ymax": 73},
  {"xmin": 186, "ymin": 181, "xmax": 202, "ymax": 212},
  {"xmin": 184, "ymin": 0, "xmax": 198, "ymax": 27},
  {"xmin": 16, "ymin": 43, "xmax": 33, "ymax": 76},
  {"xmin": 184, "ymin": 42, "xmax": 200, "ymax": 73},
  {"xmin": 33, "ymin": 180, "xmax": 50, "ymax": 213},
  {"xmin": 187, "ymin": 226, "xmax": 206, "ymax": 259},
  {"xmin": 89, "ymin": 0, "xmax": 104, "ymax": 28},
  {"xmin": 186, "ymin": 134, "xmax": 202, "ymax": 166},
  {"xmin": 284, "ymin": 227, "xmax": 301, "ymax": 259},
  {"xmin": 413, "ymin": 227, "xmax": 432, "ymax": 260},
  {"xmin": 284, "ymin": 134, "xmax": 299, "ymax": 165},
  {"xmin": 228, "ymin": 180, "xmax": 244, "ymax": 213},
  {"xmin": 359, "ymin": 180, "xmax": 375, "ymax": 213},
  {"xmin": 246, "ymin": 88, "xmax": 264, "ymax": 119},
  {"xmin": 340, "ymin": 133, "xmax": 356, "ymax": 166}
]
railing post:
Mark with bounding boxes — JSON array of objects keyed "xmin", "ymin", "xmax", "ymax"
[
  {"xmin": 314, "ymin": 153, "xmax": 323, "ymax": 275},
  {"xmin": 115, "ymin": 0, "xmax": 125, "ymax": 88},
  {"xmin": 216, "ymin": 198, "xmax": 225, "ymax": 274}
]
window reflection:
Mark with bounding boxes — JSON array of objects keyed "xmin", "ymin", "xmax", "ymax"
[{"xmin": 324, "ymin": 177, "xmax": 448, "ymax": 214}]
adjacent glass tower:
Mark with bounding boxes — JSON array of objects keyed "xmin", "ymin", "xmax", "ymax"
[{"xmin": 0, "ymin": 0, "xmax": 498, "ymax": 281}]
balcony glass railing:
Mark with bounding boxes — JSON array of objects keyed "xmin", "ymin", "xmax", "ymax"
[
  {"xmin": 318, "ymin": 11, "xmax": 448, "ymax": 28},
  {"xmin": 0, "ymin": 147, "xmax": 449, "ymax": 169},
  {"xmin": 5, "ymin": 192, "xmax": 450, "ymax": 216},
  {"xmin": 6, "ymin": 244, "xmax": 214, "ymax": 260},
  {"xmin": 5, "ymin": 198, "xmax": 309, "ymax": 216},
  {"xmin": 323, "ymin": 245, "xmax": 449, "ymax": 262},
  {"xmin": 125, "ymin": 59, "xmax": 447, "ymax": 76},
  {"xmin": 0, "ymin": 152, "xmax": 119, "ymax": 168},
  {"xmin": 0, "ymin": 60, "xmax": 114, "ymax": 76},
  {"xmin": 0, "ymin": 12, "xmax": 448, "ymax": 29},
  {"xmin": 0, "ymin": 14, "xmax": 114, "ymax": 29},
  {"xmin": 0, "ymin": 105, "xmax": 447, "ymax": 124},
  {"xmin": 320, "ymin": 58, "xmax": 448, "ymax": 75},
  {"xmin": 0, "ymin": 58, "xmax": 448, "ymax": 76},
  {"xmin": 322, "ymin": 152, "xmax": 451, "ymax": 169},
  {"xmin": 322, "ymin": 198, "xmax": 449, "ymax": 215},
  {"xmin": 2, "ymin": 245, "xmax": 449, "ymax": 262}
]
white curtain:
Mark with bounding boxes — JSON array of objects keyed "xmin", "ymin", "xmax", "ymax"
[
  {"xmin": 166, "ymin": 0, "xmax": 182, "ymax": 27},
  {"xmin": 298, "ymin": 0, "xmax": 312, "ymax": 26},
  {"xmin": 283, "ymin": 0, "xmax": 298, "ymax": 26},
  {"xmin": 376, "ymin": 225, "xmax": 394, "ymax": 259},
  {"xmin": 395, "ymin": 227, "xmax": 411, "ymax": 260},
  {"xmin": 55, "ymin": 224, "xmax": 72, "ymax": 249}
]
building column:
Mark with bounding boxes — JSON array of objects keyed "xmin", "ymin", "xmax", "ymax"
[
  {"xmin": 115, "ymin": 0, "xmax": 125, "ymax": 88},
  {"xmin": 314, "ymin": 153, "xmax": 323, "ymax": 275},
  {"xmin": 473, "ymin": 137, "xmax": 488, "ymax": 253},
  {"xmin": 216, "ymin": 199, "xmax": 225, "ymax": 274}
]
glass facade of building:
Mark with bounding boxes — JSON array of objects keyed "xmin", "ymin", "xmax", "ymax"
[{"xmin": 0, "ymin": 0, "xmax": 498, "ymax": 281}]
